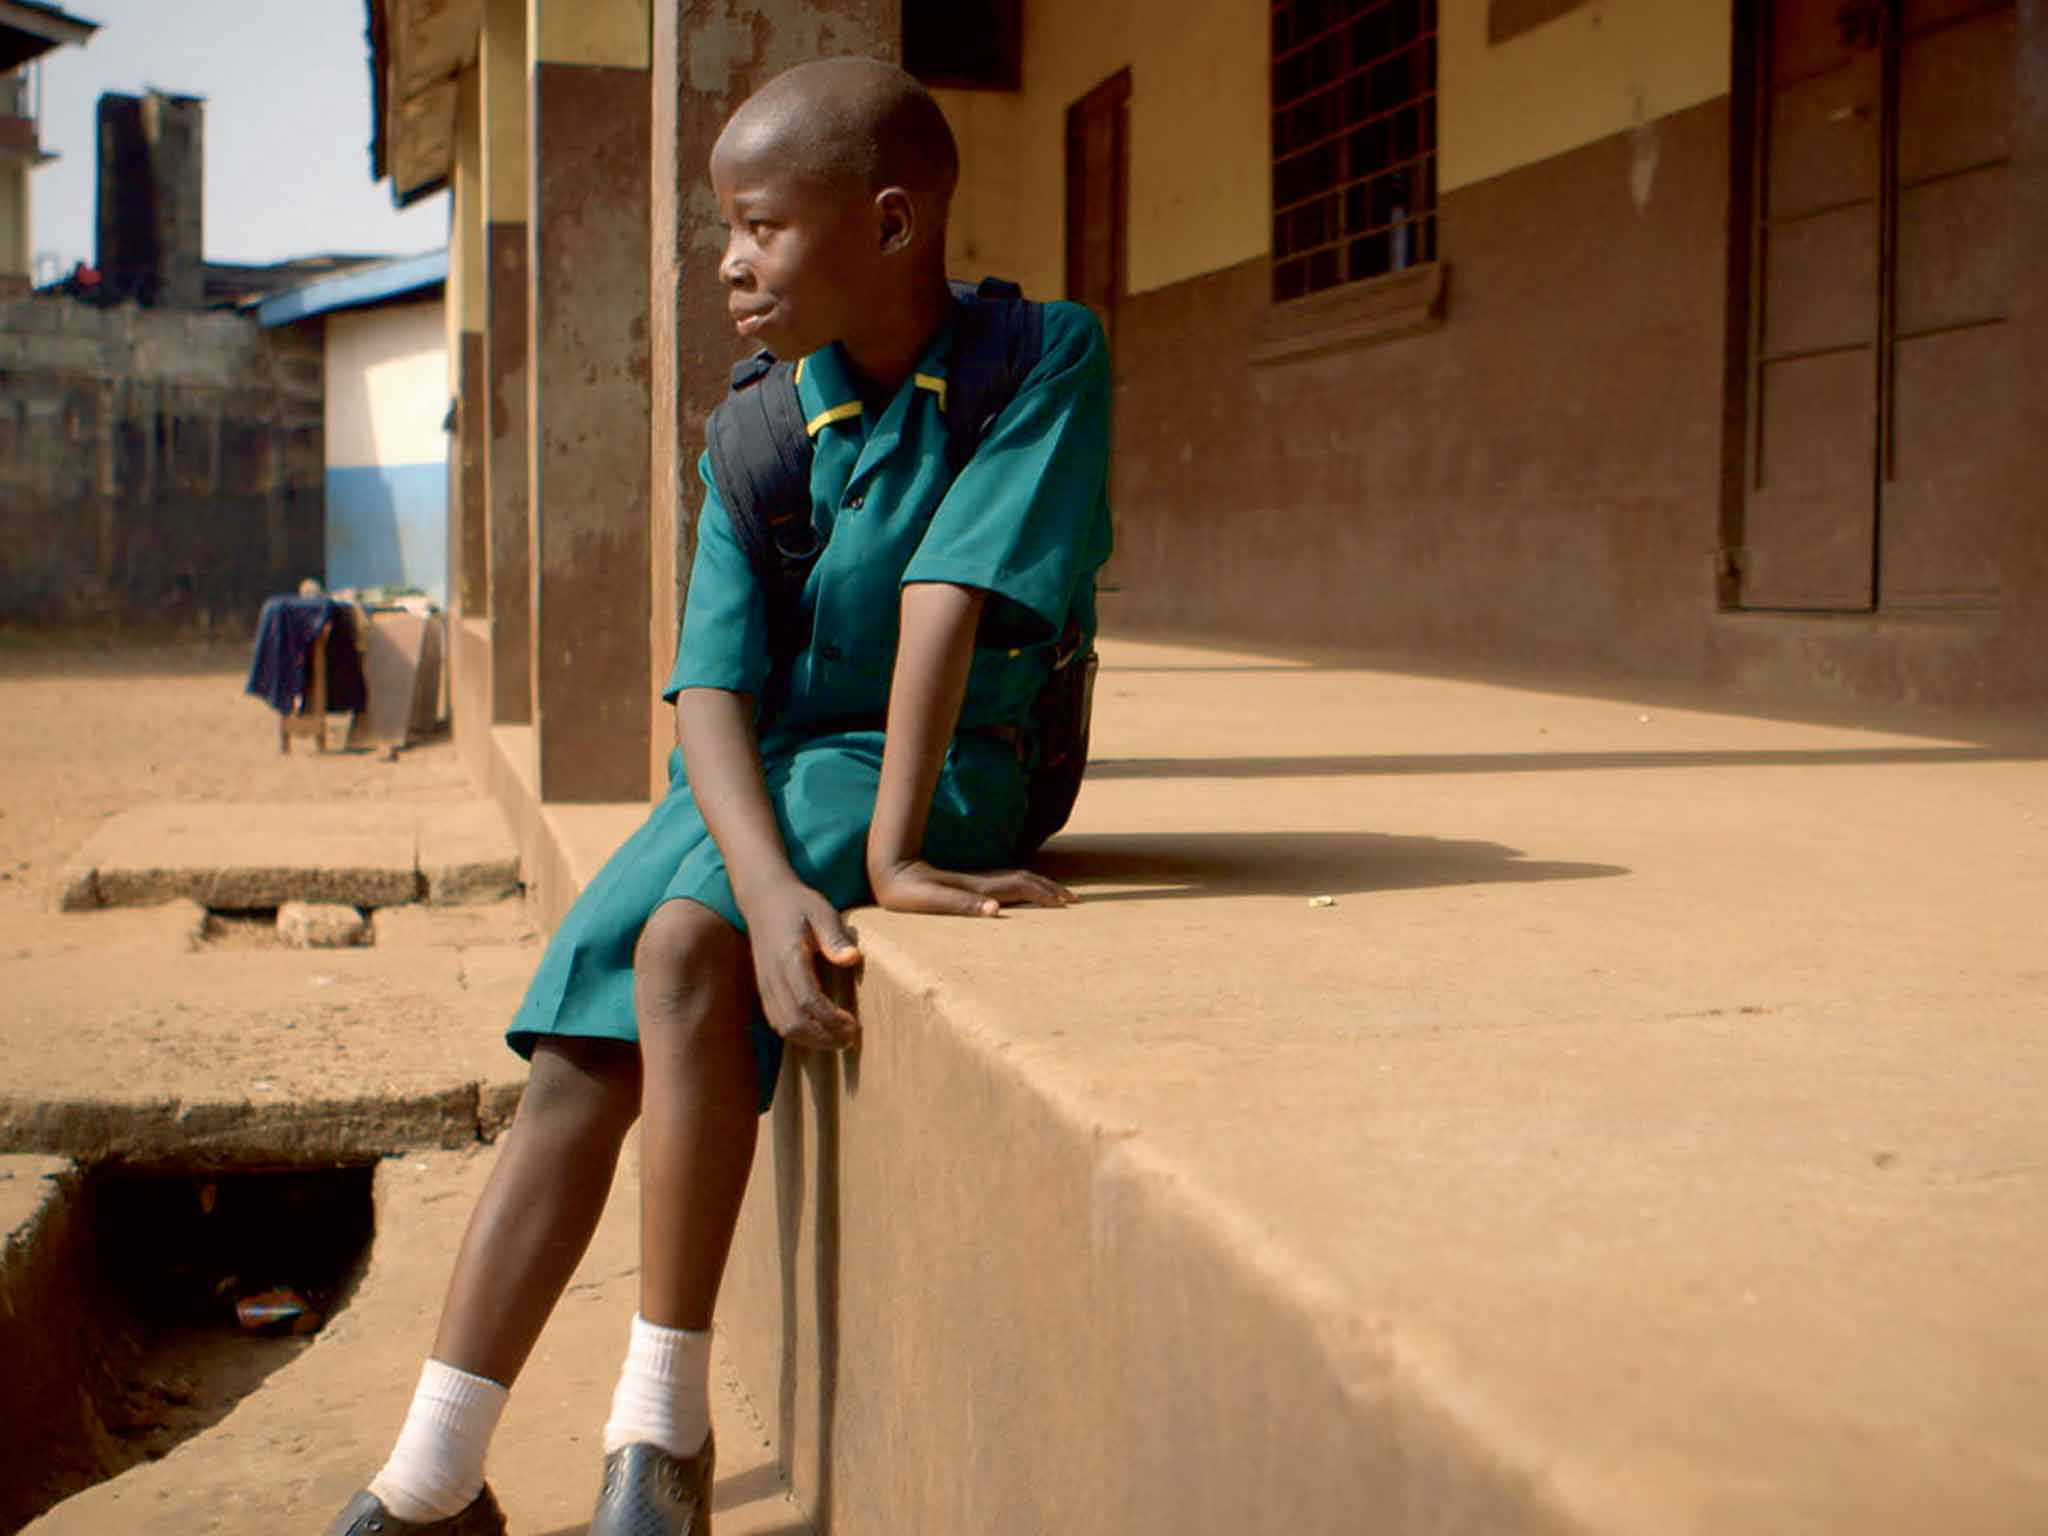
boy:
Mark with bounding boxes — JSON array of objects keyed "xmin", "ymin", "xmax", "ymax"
[{"xmin": 325, "ymin": 56, "xmax": 1111, "ymax": 1536}]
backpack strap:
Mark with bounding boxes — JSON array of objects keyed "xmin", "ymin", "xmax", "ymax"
[
  {"xmin": 941, "ymin": 277, "xmax": 1045, "ymax": 475},
  {"xmin": 706, "ymin": 350, "xmax": 820, "ymax": 665}
]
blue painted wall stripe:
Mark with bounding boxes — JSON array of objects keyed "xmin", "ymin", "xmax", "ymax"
[{"xmin": 326, "ymin": 462, "xmax": 448, "ymax": 602}]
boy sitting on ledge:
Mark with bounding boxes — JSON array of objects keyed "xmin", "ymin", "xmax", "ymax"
[{"xmin": 325, "ymin": 55, "xmax": 1111, "ymax": 1536}]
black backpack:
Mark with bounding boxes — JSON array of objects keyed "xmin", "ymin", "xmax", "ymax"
[{"xmin": 705, "ymin": 278, "xmax": 1097, "ymax": 861}]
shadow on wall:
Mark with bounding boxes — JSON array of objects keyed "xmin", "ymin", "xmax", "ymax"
[{"xmin": 1037, "ymin": 830, "xmax": 1628, "ymax": 903}]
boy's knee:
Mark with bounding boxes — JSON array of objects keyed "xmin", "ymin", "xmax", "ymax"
[
  {"xmin": 633, "ymin": 900, "xmax": 750, "ymax": 1039},
  {"xmin": 520, "ymin": 1036, "xmax": 641, "ymax": 1135}
]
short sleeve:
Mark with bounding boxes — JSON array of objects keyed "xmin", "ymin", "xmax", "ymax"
[
  {"xmin": 900, "ymin": 301, "xmax": 1113, "ymax": 635},
  {"xmin": 663, "ymin": 452, "xmax": 771, "ymax": 703}
]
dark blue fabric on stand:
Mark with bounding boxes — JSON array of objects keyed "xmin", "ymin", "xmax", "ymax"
[{"xmin": 244, "ymin": 597, "xmax": 368, "ymax": 715}]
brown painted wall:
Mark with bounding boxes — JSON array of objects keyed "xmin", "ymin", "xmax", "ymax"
[
  {"xmin": 485, "ymin": 221, "xmax": 531, "ymax": 724},
  {"xmin": 1107, "ymin": 96, "xmax": 2044, "ymax": 713},
  {"xmin": 0, "ymin": 300, "xmax": 323, "ymax": 625},
  {"xmin": 1114, "ymin": 102, "xmax": 1728, "ymax": 684},
  {"xmin": 529, "ymin": 59, "xmax": 652, "ymax": 803}
]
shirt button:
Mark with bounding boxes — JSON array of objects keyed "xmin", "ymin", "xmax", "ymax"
[
  {"xmin": 821, "ymin": 643, "xmax": 843, "ymax": 661},
  {"xmin": 847, "ymin": 494, "xmax": 864, "ymax": 510}
]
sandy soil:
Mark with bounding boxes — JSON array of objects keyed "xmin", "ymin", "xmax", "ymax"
[
  {"xmin": 0, "ymin": 628, "xmax": 513, "ymax": 1528},
  {"xmin": 0, "ymin": 629, "xmax": 477, "ymax": 957}
]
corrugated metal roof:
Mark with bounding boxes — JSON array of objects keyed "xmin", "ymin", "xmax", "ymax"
[{"xmin": 255, "ymin": 248, "xmax": 447, "ymax": 328}]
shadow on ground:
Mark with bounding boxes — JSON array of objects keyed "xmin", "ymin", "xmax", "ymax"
[
  {"xmin": 1086, "ymin": 745, "xmax": 2034, "ymax": 781},
  {"xmin": 1037, "ymin": 830, "xmax": 1627, "ymax": 902}
]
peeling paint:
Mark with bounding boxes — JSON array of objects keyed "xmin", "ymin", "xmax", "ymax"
[{"xmin": 685, "ymin": 8, "xmax": 754, "ymax": 95}]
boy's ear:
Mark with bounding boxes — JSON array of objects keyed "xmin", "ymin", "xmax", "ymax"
[{"xmin": 875, "ymin": 186, "xmax": 916, "ymax": 254}]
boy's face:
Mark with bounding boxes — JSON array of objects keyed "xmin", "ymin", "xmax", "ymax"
[{"xmin": 710, "ymin": 134, "xmax": 877, "ymax": 361}]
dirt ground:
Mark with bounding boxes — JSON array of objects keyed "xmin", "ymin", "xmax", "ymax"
[
  {"xmin": 0, "ymin": 628, "xmax": 478, "ymax": 955},
  {"xmin": 0, "ymin": 628, "xmax": 528, "ymax": 1529}
]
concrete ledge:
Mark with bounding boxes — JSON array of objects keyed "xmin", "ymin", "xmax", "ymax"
[
  {"xmin": 471, "ymin": 637, "xmax": 2048, "ymax": 1532},
  {"xmin": 489, "ymin": 720, "xmax": 644, "ymax": 933}
]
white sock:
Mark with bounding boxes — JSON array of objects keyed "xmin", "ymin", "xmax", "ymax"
[
  {"xmin": 367, "ymin": 1359, "xmax": 509, "ymax": 1521},
  {"xmin": 602, "ymin": 1313, "xmax": 713, "ymax": 1458}
]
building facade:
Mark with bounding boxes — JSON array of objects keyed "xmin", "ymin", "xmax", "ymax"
[
  {"xmin": 0, "ymin": 1, "xmax": 98, "ymax": 299},
  {"xmin": 355, "ymin": 0, "xmax": 2043, "ymax": 824}
]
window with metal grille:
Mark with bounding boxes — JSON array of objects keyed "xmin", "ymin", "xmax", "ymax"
[
  {"xmin": 904, "ymin": 0, "xmax": 1022, "ymax": 91},
  {"xmin": 1271, "ymin": 0, "xmax": 1439, "ymax": 303}
]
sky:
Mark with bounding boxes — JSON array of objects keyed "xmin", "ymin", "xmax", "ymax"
[{"xmin": 29, "ymin": 0, "xmax": 447, "ymax": 277}]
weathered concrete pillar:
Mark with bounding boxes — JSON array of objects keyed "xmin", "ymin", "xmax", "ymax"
[
  {"xmin": 482, "ymin": 0, "xmax": 532, "ymax": 725},
  {"xmin": 647, "ymin": 0, "xmax": 900, "ymax": 794},
  {"xmin": 450, "ymin": 65, "xmax": 488, "ymax": 621},
  {"xmin": 447, "ymin": 64, "xmax": 493, "ymax": 785},
  {"xmin": 528, "ymin": 0, "xmax": 653, "ymax": 802}
]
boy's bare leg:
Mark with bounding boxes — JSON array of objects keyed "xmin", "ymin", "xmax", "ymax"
[
  {"xmin": 432, "ymin": 1035, "xmax": 644, "ymax": 1383},
  {"xmin": 631, "ymin": 897, "xmax": 763, "ymax": 1329}
]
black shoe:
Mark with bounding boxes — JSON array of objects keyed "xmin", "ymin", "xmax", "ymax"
[
  {"xmin": 322, "ymin": 1484, "xmax": 507, "ymax": 1536},
  {"xmin": 587, "ymin": 1434, "xmax": 716, "ymax": 1536}
]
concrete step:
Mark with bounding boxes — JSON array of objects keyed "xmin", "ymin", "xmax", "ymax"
[
  {"xmin": 57, "ymin": 800, "xmax": 519, "ymax": 912},
  {"xmin": 536, "ymin": 637, "xmax": 2045, "ymax": 1535},
  {"xmin": 0, "ymin": 945, "xmax": 533, "ymax": 1165},
  {"xmin": 15, "ymin": 1143, "xmax": 813, "ymax": 1536}
]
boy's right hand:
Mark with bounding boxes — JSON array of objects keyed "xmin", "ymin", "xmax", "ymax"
[{"xmin": 740, "ymin": 878, "xmax": 863, "ymax": 1050}]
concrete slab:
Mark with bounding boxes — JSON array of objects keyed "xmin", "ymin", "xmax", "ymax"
[
  {"xmin": 707, "ymin": 637, "xmax": 2048, "ymax": 1536},
  {"xmin": 58, "ymin": 803, "xmax": 421, "ymax": 911},
  {"xmin": 25, "ymin": 1142, "xmax": 813, "ymax": 1536},
  {"xmin": 0, "ymin": 947, "xmax": 533, "ymax": 1166},
  {"xmin": 420, "ymin": 799, "xmax": 522, "ymax": 905},
  {"xmin": 57, "ymin": 800, "xmax": 525, "ymax": 914}
]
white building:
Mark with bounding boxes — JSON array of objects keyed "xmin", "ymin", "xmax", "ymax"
[{"xmin": 258, "ymin": 249, "xmax": 449, "ymax": 601}]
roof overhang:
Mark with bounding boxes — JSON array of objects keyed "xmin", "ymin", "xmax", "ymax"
[
  {"xmin": 255, "ymin": 248, "xmax": 449, "ymax": 327},
  {"xmin": 366, "ymin": 0, "xmax": 480, "ymax": 208},
  {"xmin": 0, "ymin": 0, "xmax": 99, "ymax": 72}
]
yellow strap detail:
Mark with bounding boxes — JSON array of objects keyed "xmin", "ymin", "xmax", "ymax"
[
  {"xmin": 913, "ymin": 372, "xmax": 949, "ymax": 410},
  {"xmin": 805, "ymin": 400, "xmax": 863, "ymax": 436},
  {"xmin": 794, "ymin": 357, "xmax": 807, "ymax": 386}
]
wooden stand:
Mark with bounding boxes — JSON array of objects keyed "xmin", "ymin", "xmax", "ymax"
[{"xmin": 278, "ymin": 620, "xmax": 332, "ymax": 754}]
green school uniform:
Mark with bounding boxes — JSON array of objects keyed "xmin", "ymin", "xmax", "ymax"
[{"xmin": 507, "ymin": 296, "xmax": 1112, "ymax": 1108}]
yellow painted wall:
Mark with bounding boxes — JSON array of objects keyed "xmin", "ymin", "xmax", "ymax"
[
  {"xmin": 941, "ymin": 0, "xmax": 1268, "ymax": 300},
  {"xmin": 1439, "ymin": 0, "xmax": 1732, "ymax": 192},
  {"xmin": 949, "ymin": 0, "xmax": 1733, "ymax": 301},
  {"xmin": 451, "ymin": 64, "xmax": 487, "ymax": 340},
  {"xmin": 481, "ymin": 0, "xmax": 528, "ymax": 222},
  {"xmin": 531, "ymin": 0, "xmax": 648, "ymax": 69},
  {"xmin": 0, "ymin": 162, "xmax": 26, "ymax": 279}
]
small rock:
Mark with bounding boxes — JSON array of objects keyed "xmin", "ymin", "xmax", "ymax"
[{"xmin": 277, "ymin": 902, "xmax": 368, "ymax": 949}]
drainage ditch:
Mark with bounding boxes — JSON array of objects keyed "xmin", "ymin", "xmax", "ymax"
[{"xmin": 0, "ymin": 1160, "xmax": 377, "ymax": 1532}]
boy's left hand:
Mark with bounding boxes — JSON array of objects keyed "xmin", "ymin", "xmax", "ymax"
[{"xmin": 869, "ymin": 858, "xmax": 1075, "ymax": 918}]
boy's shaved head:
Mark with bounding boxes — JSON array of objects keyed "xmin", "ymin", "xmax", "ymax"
[{"xmin": 717, "ymin": 57, "xmax": 958, "ymax": 215}]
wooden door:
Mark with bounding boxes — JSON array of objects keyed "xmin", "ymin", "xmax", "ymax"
[
  {"xmin": 1881, "ymin": 0, "xmax": 2016, "ymax": 605},
  {"xmin": 1740, "ymin": 0, "xmax": 2016, "ymax": 610},
  {"xmin": 1065, "ymin": 68, "xmax": 1130, "ymax": 342}
]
